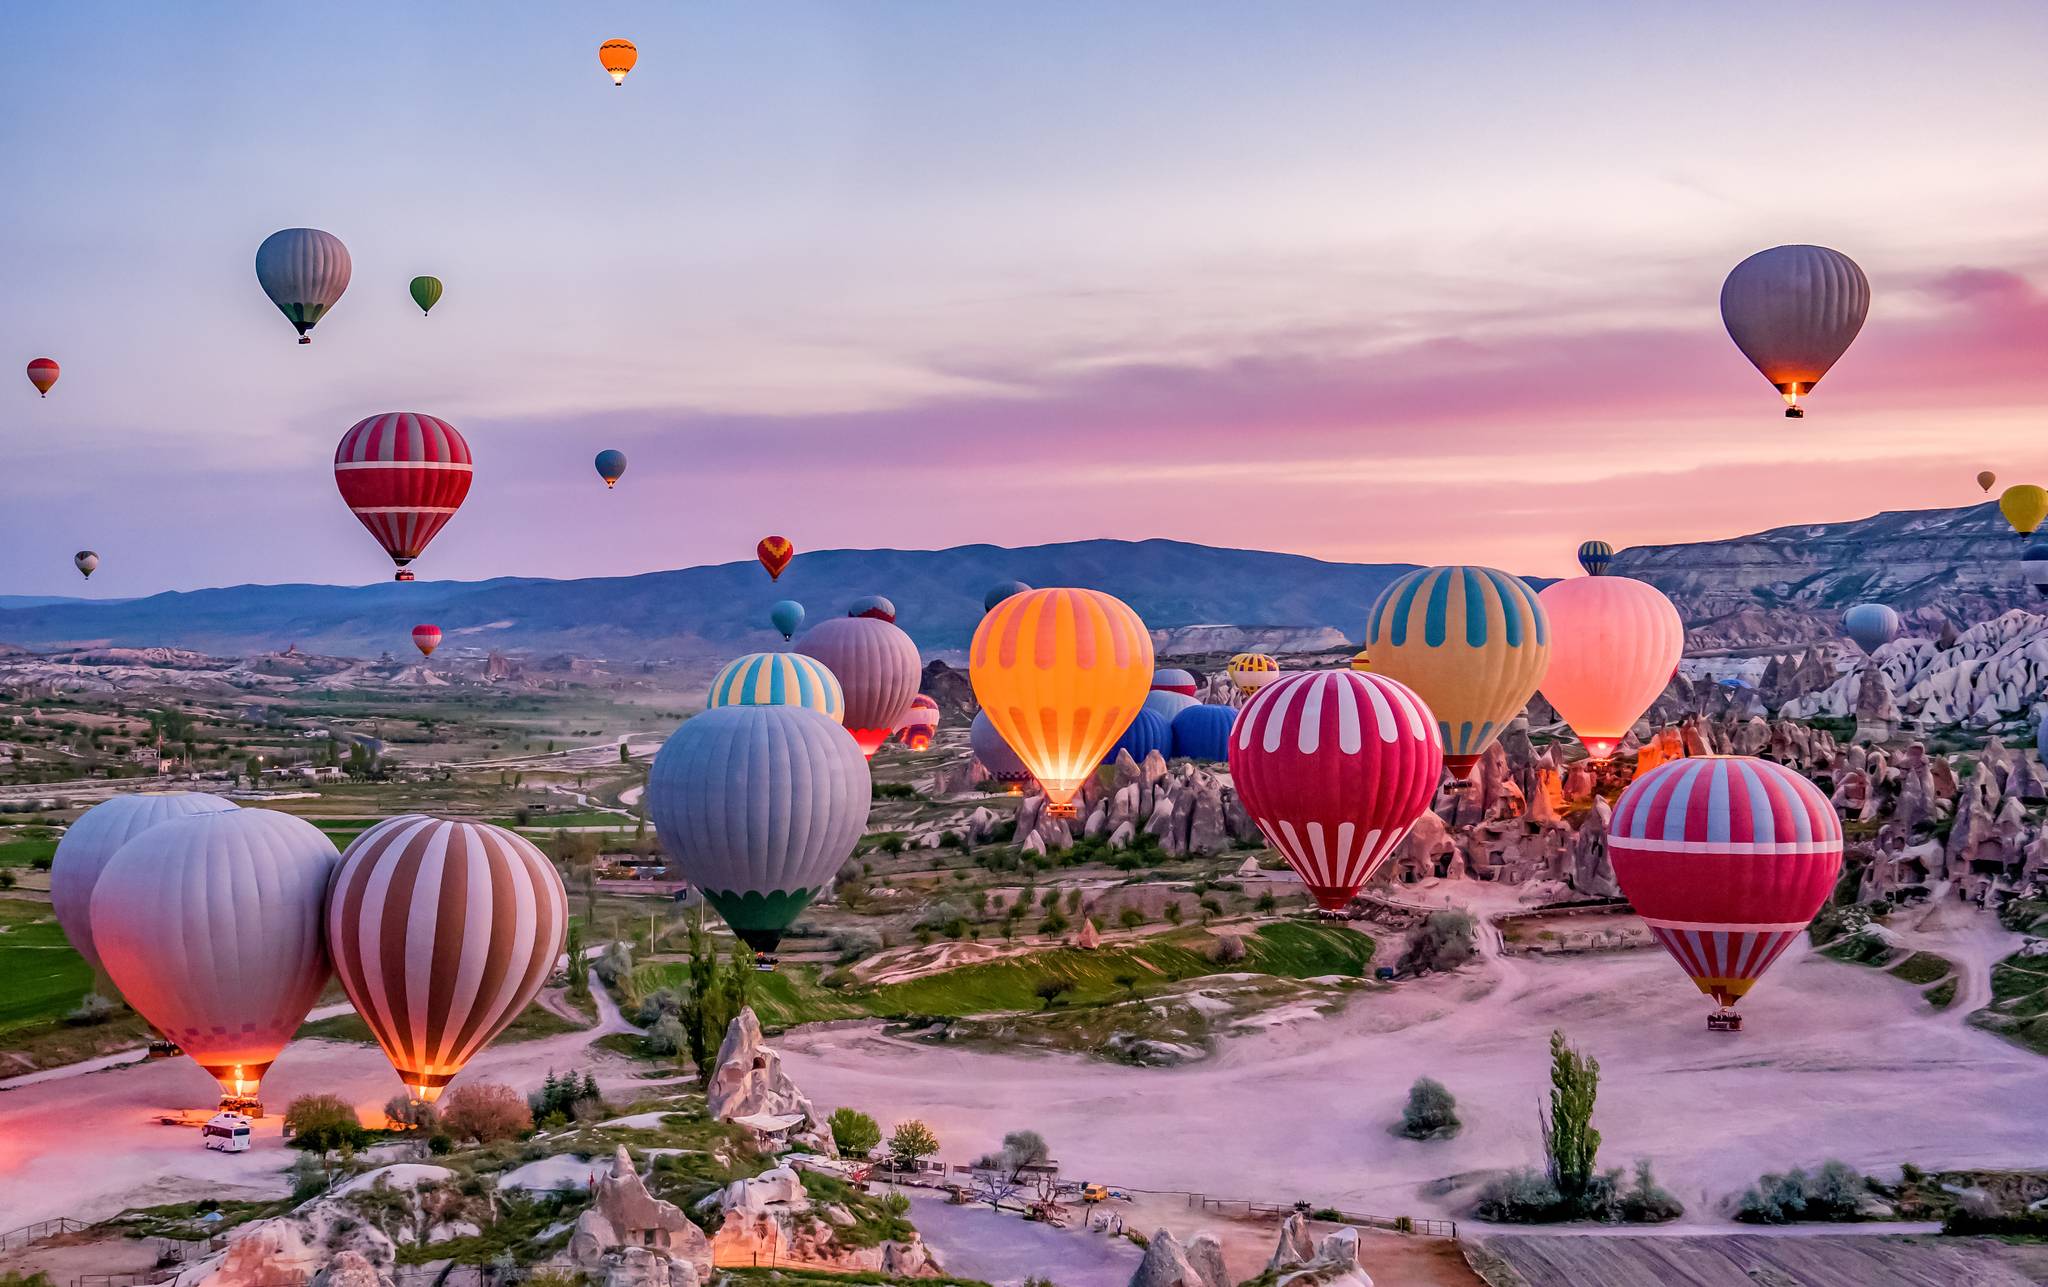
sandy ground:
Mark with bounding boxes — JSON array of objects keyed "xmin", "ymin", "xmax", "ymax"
[
  {"xmin": 0, "ymin": 982, "xmax": 638, "ymax": 1228},
  {"xmin": 782, "ymin": 930, "xmax": 2048, "ymax": 1230},
  {"xmin": 899, "ymin": 1190, "xmax": 1140, "ymax": 1286}
]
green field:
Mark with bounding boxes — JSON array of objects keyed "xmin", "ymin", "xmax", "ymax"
[
  {"xmin": 0, "ymin": 899, "xmax": 94, "ymax": 1031},
  {"xmin": 0, "ymin": 834, "xmax": 57, "ymax": 869}
]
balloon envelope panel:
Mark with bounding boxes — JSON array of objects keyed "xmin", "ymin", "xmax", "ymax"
[
  {"xmin": 1170, "ymin": 703, "xmax": 1237, "ymax": 762},
  {"xmin": 50, "ymin": 792, "xmax": 237, "ymax": 972}
]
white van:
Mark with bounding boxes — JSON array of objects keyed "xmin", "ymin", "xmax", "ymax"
[{"xmin": 203, "ymin": 1112, "xmax": 253, "ymax": 1153}]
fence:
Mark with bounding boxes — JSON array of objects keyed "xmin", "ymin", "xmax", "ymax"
[
  {"xmin": 1, "ymin": 1217, "xmax": 88, "ymax": 1252},
  {"xmin": 1186, "ymin": 1192, "xmax": 1457, "ymax": 1239}
]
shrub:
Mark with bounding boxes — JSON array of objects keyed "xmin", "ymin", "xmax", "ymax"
[
  {"xmin": 1399, "ymin": 909, "xmax": 1477, "ymax": 975},
  {"xmin": 645, "ymin": 1014, "xmax": 688, "ymax": 1056},
  {"xmin": 831, "ymin": 928, "xmax": 883, "ymax": 964},
  {"xmin": 1119, "ymin": 907, "xmax": 1146, "ymax": 929},
  {"xmin": 1210, "ymin": 934, "xmax": 1246, "ymax": 964},
  {"xmin": 1255, "ymin": 892, "xmax": 1277, "ymax": 912},
  {"xmin": 441, "ymin": 1083, "xmax": 532, "ymax": 1143},
  {"xmin": 829, "ymin": 1107, "xmax": 882, "ymax": 1158},
  {"xmin": 1735, "ymin": 1160, "xmax": 1865, "ymax": 1224},
  {"xmin": 284, "ymin": 1093, "xmax": 368, "ymax": 1153},
  {"xmin": 888, "ymin": 1119, "xmax": 940, "ymax": 1170},
  {"xmin": 1619, "ymin": 1159, "xmax": 1683, "ymax": 1223},
  {"xmin": 1398, "ymin": 1077, "xmax": 1459, "ymax": 1140},
  {"xmin": 1034, "ymin": 979, "xmax": 1069, "ymax": 1009},
  {"xmin": 289, "ymin": 1154, "xmax": 331, "ymax": 1202},
  {"xmin": 594, "ymin": 939, "xmax": 634, "ymax": 986},
  {"xmin": 65, "ymin": 992, "xmax": 116, "ymax": 1026},
  {"xmin": 1474, "ymin": 1168, "xmax": 1564, "ymax": 1222}
]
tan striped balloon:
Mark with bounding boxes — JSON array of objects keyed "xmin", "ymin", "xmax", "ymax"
[{"xmin": 326, "ymin": 815, "xmax": 567, "ymax": 1102}]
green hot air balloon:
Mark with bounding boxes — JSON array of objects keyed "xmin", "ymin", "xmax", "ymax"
[
  {"xmin": 410, "ymin": 275, "xmax": 443, "ymax": 317},
  {"xmin": 646, "ymin": 705, "xmax": 870, "ymax": 952}
]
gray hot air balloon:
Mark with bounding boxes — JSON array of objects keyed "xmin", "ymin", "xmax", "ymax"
[
  {"xmin": 795, "ymin": 614, "xmax": 920, "ymax": 757},
  {"xmin": 984, "ymin": 580, "xmax": 1031, "ymax": 613},
  {"xmin": 1142, "ymin": 690, "xmax": 1199, "ymax": 724},
  {"xmin": 73, "ymin": 550, "xmax": 98, "ymax": 579},
  {"xmin": 90, "ymin": 808, "xmax": 338, "ymax": 1108},
  {"xmin": 256, "ymin": 227, "xmax": 352, "ymax": 344},
  {"xmin": 645, "ymin": 704, "xmax": 870, "ymax": 952},
  {"xmin": 969, "ymin": 709, "xmax": 1033, "ymax": 785},
  {"xmin": 1720, "ymin": 245, "xmax": 1869, "ymax": 418},
  {"xmin": 50, "ymin": 791, "xmax": 237, "ymax": 973}
]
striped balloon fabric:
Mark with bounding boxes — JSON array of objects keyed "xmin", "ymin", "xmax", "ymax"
[
  {"xmin": 333, "ymin": 413, "xmax": 473, "ymax": 576},
  {"xmin": 327, "ymin": 816, "xmax": 567, "ymax": 1102},
  {"xmin": 970, "ymin": 587, "xmax": 1153, "ymax": 810},
  {"xmin": 1228, "ymin": 670, "xmax": 1443, "ymax": 910},
  {"xmin": 707, "ymin": 651, "xmax": 845, "ymax": 723},
  {"xmin": 1365, "ymin": 565, "xmax": 1549, "ymax": 778},
  {"xmin": 1576, "ymin": 540, "xmax": 1614, "ymax": 576},
  {"xmin": 1227, "ymin": 653, "xmax": 1280, "ymax": 695},
  {"xmin": 1610, "ymin": 756, "xmax": 1842, "ymax": 1011},
  {"xmin": 796, "ymin": 616, "xmax": 920, "ymax": 755}
]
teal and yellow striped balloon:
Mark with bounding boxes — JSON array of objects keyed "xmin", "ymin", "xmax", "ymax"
[
  {"xmin": 706, "ymin": 652, "xmax": 844, "ymax": 724},
  {"xmin": 1364, "ymin": 565, "xmax": 1549, "ymax": 779}
]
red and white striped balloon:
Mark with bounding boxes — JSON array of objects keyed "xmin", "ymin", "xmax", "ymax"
[
  {"xmin": 412, "ymin": 624, "xmax": 442, "ymax": 658},
  {"xmin": 1610, "ymin": 756, "xmax": 1842, "ymax": 1012},
  {"xmin": 333, "ymin": 413, "xmax": 473, "ymax": 579},
  {"xmin": 1228, "ymin": 669, "xmax": 1444, "ymax": 910}
]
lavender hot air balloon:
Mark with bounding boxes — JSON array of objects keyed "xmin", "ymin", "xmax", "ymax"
[
  {"xmin": 1720, "ymin": 245, "xmax": 1869, "ymax": 418},
  {"xmin": 1842, "ymin": 603, "xmax": 1901, "ymax": 654},
  {"xmin": 970, "ymin": 710, "xmax": 1033, "ymax": 785},
  {"xmin": 50, "ymin": 792, "xmax": 237, "ymax": 973},
  {"xmin": 796, "ymin": 615, "xmax": 920, "ymax": 756},
  {"xmin": 256, "ymin": 228, "xmax": 352, "ymax": 345}
]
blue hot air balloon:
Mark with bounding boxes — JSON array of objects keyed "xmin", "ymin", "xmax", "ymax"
[
  {"xmin": 645, "ymin": 704, "xmax": 870, "ymax": 951},
  {"xmin": 1102, "ymin": 708, "xmax": 1172, "ymax": 766},
  {"xmin": 595, "ymin": 449, "xmax": 627, "ymax": 489},
  {"xmin": 1577, "ymin": 541, "xmax": 1615, "ymax": 576},
  {"xmin": 1842, "ymin": 603, "xmax": 1901, "ymax": 654},
  {"xmin": 984, "ymin": 580, "xmax": 1031, "ymax": 613},
  {"xmin": 770, "ymin": 599, "xmax": 805, "ymax": 640},
  {"xmin": 1143, "ymin": 690, "xmax": 1199, "ymax": 723},
  {"xmin": 2022, "ymin": 544, "xmax": 2048, "ymax": 599},
  {"xmin": 1170, "ymin": 703, "xmax": 1237, "ymax": 763}
]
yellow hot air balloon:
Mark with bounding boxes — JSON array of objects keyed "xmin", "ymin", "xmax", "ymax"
[
  {"xmin": 599, "ymin": 38, "xmax": 637, "ymax": 86},
  {"xmin": 1349, "ymin": 647, "xmax": 1371, "ymax": 672},
  {"xmin": 970, "ymin": 588, "xmax": 1152, "ymax": 816},
  {"xmin": 1227, "ymin": 653, "xmax": 1280, "ymax": 695},
  {"xmin": 2001, "ymin": 485, "xmax": 2048, "ymax": 537},
  {"xmin": 1364, "ymin": 566, "xmax": 1550, "ymax": 780},
  {"xmin": 1978, "ymin": 471, "xmax": 1997, "ymax": 494}
]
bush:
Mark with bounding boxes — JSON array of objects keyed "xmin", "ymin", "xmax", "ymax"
[
  {"xmin": 1210, "ymin": 934, "xmax": 1246, "ymax": 964},
  {"xmin": 288, "ymin": 1154, "xmax": 331, "ymax": 1202},
  {"xmin": 1255, "ymin": 892, "xmax": 1277, "ymax": 913},
  {"xmin": 831, "ymin": 929, "xmax": 882, "ymax": 964},
  {"xmin": 1399, "ymin": 909, "xmax": 1477, "ymax": 975},
  {"xmin": 645, "ymin": 1014, "xmax": 688, "ymax": 1056},
  {"xmin": 65, "ymin": 992, "xmax": 116, "ymax": 1026},
  {"xmin": 1474, "ymin": 1168, "xmax": 1564, "ymax": 1222},
  {"xmin": 1618, "ymin": 1159, "xmax": 1683, "ymax": 1223},
  {"xmin": 1399, "ymin": 1077, "xmax": 1460, "ymax": 1140},
  {"xmin": 1119, "ymin": 907, "xmax": 1146, "ymax": 929},
  {"xmin": 284, "ymin": 1093, "xmax": 368, "ymax": 1153},
  {"xmin": 888, "ymin": 1119, "xmax": 940, "ymax": 1170},
  {"xmin": 829, "ymin": 1107, "xmax": 882, "ymax": 1158},
  {"xmin": 1735, "ymin": 1161, "xmax": 1866, "ymax": 1224},
  {"xmin": 441, "ymin": 1083, "xmax": 532, "ymax": 1143},
  {"xmin": 594, "ymin": 939, "xmax": 634, "ymax": 986}
]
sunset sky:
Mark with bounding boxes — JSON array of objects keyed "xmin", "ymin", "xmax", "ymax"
[{"xmin": 3, "ymin": 2, "xmax": 2046, "ymax": 595}]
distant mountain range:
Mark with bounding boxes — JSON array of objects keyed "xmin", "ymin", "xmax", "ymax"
[{"xmin": 0, "ymin": 540, "xmax": 1419, "ymax": 661}]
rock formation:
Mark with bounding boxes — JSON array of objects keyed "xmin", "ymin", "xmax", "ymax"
[
  {"xmin": 1263, "ymin": 1218, "xmax": 1374, "ymax": 1286},
  {"xmin": 1129, "ymin": 1227, "xmax": 1228, "ymax": 1287},
  {"xmin": 706, "ymin": 1008, "xmax": 835, "ymax": 1155},
  {"xmin": 566, "ymin": 1146, "xmax": 712, "ymax": 1284},
  {"xmin": 709, "ymin": 1163, "xmax": 938, "ymax": 1277}
]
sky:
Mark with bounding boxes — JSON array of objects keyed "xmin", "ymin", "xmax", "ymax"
[{"xmin": 3, "ymin": 1, "xmax": 2046, "ymax": 596}]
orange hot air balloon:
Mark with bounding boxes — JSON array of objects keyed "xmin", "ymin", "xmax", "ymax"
[
  {"xmin": 970, "ymin": 588, "xmax": 1153, "ymax": 816},
  {"xmin": 599, "ymin": 38, "xmax": 637, "ymax": 86},
  {"xmin": 757, "ymin": 536, "xmax": 794, "ymax": 580},
  {"xmin": 26, "ymin": 358, "xmax": 58, "ymax": 397},
  {"xmin": 1537, "ymin": 576, "xmax": 1684, "ymax": 762}
]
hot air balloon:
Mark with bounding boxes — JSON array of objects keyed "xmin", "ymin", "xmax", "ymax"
[
  {"xmin": 594, "ymin": 449, "xmax": 627, "ymax": 489},
  {"xmin": 970, "ymin": 710, "xmax": 1034, "ymax": 785},
  {"xmin": 1842, "ymin": 603, "xmax": 1900, "ymax": 654},
  {"xmin": 2001, "ymin": 485, "xmax": 2048, "ymax": 537},
  {"xmin": 1227, "ymin": 653, "xmax": 1280, "ymax": 696},
  {"xmin": 770, "ymin": 599, "xmax": 805, "ymax": 641},
  {"xmin": 970, "ymin": 588, "xmax": 1152, "ymax": 814},
  {"xmin": 409, "ymin": 276, "xmax": 443, "ymax": 317},
  {"xmin": 1610, "ymin": 756, "xmax": 1842, "ymax": 1025},
  {"xmin": 50, "ymin": 793, "xmax": 237, "ymax": 974},
  {"xmin": 326, "ymin": 816, "xmax": 566, "ymax": 1102},
  {"xmin": 412, "ymin": 624, "xmax": 442, "ymax": 658},
  {"xmin": 1576, "ymin": 540, "xmax": 1614, "ymax": 576},
  {"xmin": 255, "ymin": 228, "xmax": 352, "ymax": 344},
  {"xmin": 1364, "ymin": 565, "xmax": 1550, "ymax": 781},
  {"xmin": 599, "ymin": 37, "xmax": 637, "ymax": 86},
  {"xmin": 1229, "ymin": 670, "xmax": 1443, "ymax": 910},
  {"xmin": 706, "ymin": 651, "xmax": 845, "ymax": 724},
  {"xmin": 646, "ymin": 705, "xmax": 870, "ymax": 951},
  {"xmin": 1142, "ymin": 690, "xmax": 1199, "ymax": 723},
  {"xmin": 1151, "ymin": 668, "xmax": 1199, "ymax": 697},
  {"xmin": 984, "ymin": 580, "xmax": 1031, "ymax": 613},
  {"xmin": 796, "ymin": 616, "xmax": 919, "ymax": 754},
  {"xmin": 1349, "ymin": 648, "xmax": 1371, "ymax": 672},
  {"xmin": 896, "ymin": 694, "xmax": 940, "ymax": 751},
  {"xmin": 1102, "ymin": 708, "xmax": 1172, "ymax": 766},
  {"xmin": 91, "ymin": 809, "xmax": 338, "ymax": 1108},
  {"xmin": 758, "ymin": 536, "xmax": 794, "ymax": 581},
  {"xmin": 26, "ymin": 358, "xmax": 57, "ymax": 397},
  {"xmin": 1719, "ymin": 245, "xmax": 1869, "ymax": 418},
  {"xmin": 74, "ymin": 551, "xmax": 98, "ymax": 579},
  {"xmin": 2023, "ymin": 545, "xmax": 2048, "ymax": 599},
  {"xmin": 1170, "ymin": 703, "xmax": 1237, "ymax": 763},
  {"xmin": 849, "ymin": 595, "xmax": 896, "ymax": 622},
  {"xmin": 1979, "ymin": 471, "xmax": 1998, "ymax": 494},
  {"xmin": 334, "ymin": 412, "xmax": 473, "ymax": 580},
  {"xmin": 1537, "ymin": 576, "xmax": 1684, "ymax": 761}
]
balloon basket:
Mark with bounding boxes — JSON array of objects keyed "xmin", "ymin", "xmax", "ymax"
[
  {"xmin": 219, "ymin": 1093, "xmax": 264, "ymax": 1117},
  {"xmin": 1046, "ymin": 803, "xmax": 1077, "ymax": 819},
  {"xmin": 395, "ymin": 570, "xmax": 416, "ymax": 582},
  {"xmin": 1783, "ymin": 406, "xmax": 1803, "ymax": 419},
  {"xmin": 1706, "ymin": 1010, "xmax": 1742, "ymax": 1033},
  {"xmin": 297, "ymin": 337, "xmax": 311, "ymax": 346}
]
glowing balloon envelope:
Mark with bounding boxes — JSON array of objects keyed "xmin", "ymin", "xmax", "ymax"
[
  {"xmin": 1842, "ymin": 603, "xmax": 1900, "ymax": 654},
  {"xmin": 896, "ymin": 694, "xmax": 940, "ymax": 750},
  {"xmin": 256, "ymin": 228, "xmax": 352, "ymax": 344},
  {"xmin": 409, "ymin": 276, "xmax": 442, "ymax": 317},
  {"xmin": 74, "ymin": 551, "xmax": 98, "ymax": 579},
  {"xmin": 758, "ymin": 536, "xmax": 794, "ymax": 581},
  {"xmin": 1230, "ymin": 670, "xmax": 1443, "ymax": 910},
  {"xmin": 1228, "ymin": 653, "xmax": 1280, "ymax": 695},
  {"xmin": 971, "ymin": 587, "xmax": 1153, "ymax": 813},
  {"xmin": 334, "ymin": 412, "xmax": 473, "ymax": 580},
  {"xmin": 51, "ymin": 792, "xmax": 237, "ymax": 974},
  {"xmin": 1577, "ymin": 540, "xmax": 1614, "ymax": 576},
  {"xmin": 1610, "ymin": 756, "xmax": 1841, "ymax": 1014},
  {"xmin": 1365, "ymin": 566, "xmax": 1550, "ymax": 780},
  {"xmin": 26, "ymin": 358, "xmax": 57, "ymax": 397},
  {"xmin": 412, "ymin": 624, "xmax": 442, "ymax": 657},
  {"xmin": 1979, "ymin": 471, "xmax": 1998, "ymax": 494},
  {"xmin": 770, "ymin": 599, "xmax": 805, "ymax": 641},
  {"xmin": 984, "ymin": 580, "xmax": 1031, "ymax": 613},
  {"xmin": 599, "ymin": 38, "xmax": 637, "ymax": 85},
  {"xmin": 795, "ymin": 615, "xmax": 920, "ymax": 753},
  {"xmin": 707, "ymin": 651, "xmax": 845, "ymax": 724},
  {"xmin": 595, "ymin": 449, "xmax": 627, "ymax": 489},
  {"xmin": 1719, "ymin": 244, "xmax": 1869, "ymax": 418},
  {"xmin": 1537, "ymin": 576, "xmax": 1684, "ymax": 761},
  {"xmin": 91, "ymin": 809, "xmax": 338, "ymax": 1104},
  {"xmin": 2001, "ymin": 485, "xmax": 2048, "ymax": 537}
]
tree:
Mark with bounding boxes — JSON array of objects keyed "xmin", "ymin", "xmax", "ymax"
[
  {"xmin": 1399, "ymin": 909, "xmax": 1478, "ymax": 975},
  {"xmin": 645, "ymin": 1013, "xmax": 687, "ymax": 1056},
  {"xmin": 677, "ymin": 913, "xmax": 754, "ymax": 1084},
  {"xmin": 1542, "ymin": 1030, "xmax": 1601, "ymax": 1204},
  {"xmin": 1399, "ymin": 1077, "xmax": 1460, "ymax": 1140},
  {"xmin": 1033, "ymin": 979, "xmax": 1068, "ymax": 1009},
  {"xmin": 829, "ymin": 1107, "xmax": 882, "ymax": 1158},
  {"xmin": 888, "ymin": 1119, "xmax": 941, "ymax": 1171},
  {"xmin": 565, "ymin": 922, "xmax": 589, "ymax": 999},
  {"xmin": 285, "ymin": 1093, "xmax": 367, "ymax": 1154},
  {"xmin": 441, "ymin": 1082, "xmax": 532, "ymax": 1143}
]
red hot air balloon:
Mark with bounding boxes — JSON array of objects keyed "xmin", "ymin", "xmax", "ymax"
[
  {"xmin": 26, "ymin": 358, "xmax": 59, "ymax": 397},
  {"xmin": 757, "ymin": 536, "xmax": 794, "ymax": 581},
  {"xmin": 334, "ymin": 413, "xmax": 473, "ymax": 581},
  {"xmin": 412, "ymin": 624, "xmax": 442, "ymax": 658},
  {"xmin": 1609, "ymin": 756, "xmax": 1842, "ymax": 1027},
  {"xmin": 1228, "ymin": 670, "xmax": 1443, "ymax": 911}
]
